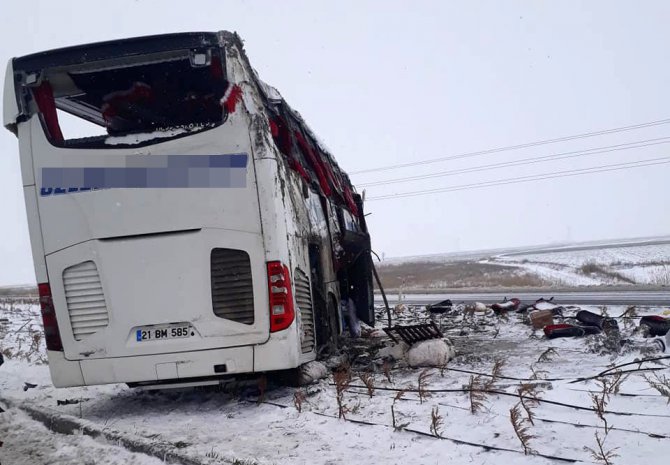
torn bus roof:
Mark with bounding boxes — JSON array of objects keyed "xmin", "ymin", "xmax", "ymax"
[{"xmin": 3, "ymin": 30, "xmax": 361, "ymax": 216}]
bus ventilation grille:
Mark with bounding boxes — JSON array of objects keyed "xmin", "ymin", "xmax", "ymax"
[
  {"xmin": 294, "ymin": 268, "xmax": 315, "ymax": 353},
  {"xmin": 211, "ymin": 248, "xmax": 254, "ymax": 325},
  {"xmin": 62, "ymin": 261, "xmax": 109, "ymax": 341}
]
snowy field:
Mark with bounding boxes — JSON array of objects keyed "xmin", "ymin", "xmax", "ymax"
[
  {"xmin": 378, "ymin": 239, "xmax": 670, "ymax": 289},
  {"xmin": 1, "ymin": 296, "xmax": 670, "ymax": 465},
  {"xmin": 490, "ymin": 242, "xmax": 670, "ymax": 287}
]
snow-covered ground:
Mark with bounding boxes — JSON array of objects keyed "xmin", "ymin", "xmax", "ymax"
[
  {"xmin": 378, "ymin": 239, "xmax": 670, "ymax": 289},
  {"xmin": 1, "ymin": 296, "xmax": 669, "ymax": 464},
  {"xmin": 490, "ymin": 242, "xmax": 670, "ymax": 286},
  {"xmin": 0, "ymin": 408, "xmax": 166, "ymax": 465}
]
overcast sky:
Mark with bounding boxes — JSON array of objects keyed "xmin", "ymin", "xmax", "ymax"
[{"xmin": 1, "ymin": 0, "xmax": 669, "ymax": 285}]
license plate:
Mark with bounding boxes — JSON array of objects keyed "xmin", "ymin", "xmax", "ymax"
[{"xmin": 136, "ymin": 324, "xmax": 192, "ymax": 342}]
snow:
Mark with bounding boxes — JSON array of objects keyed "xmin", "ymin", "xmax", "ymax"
[
  {"xmin": 500, "ymin": 242, "xmax": 670, "ymax": 267},
  {"xmin": 104, "ymin": 127, "xmax": 193, "ymax": 145},
  {"xmin": 0, "ymin": 408, "xmax": 165, "ymax": 465},
  {"xmin": 1, "ymin": 296, "xmax": 669, "ymax": 464},
  {"xmin": 490, "ymin": 260, "xmax": 603, "ymax": 286},
  {"xmin": 380, "ymin": 238, "xmax": 670, "ymax": 288},
  {"xmin": 489, "ymin": 241, "xmax": 670, "ymax": 286}
]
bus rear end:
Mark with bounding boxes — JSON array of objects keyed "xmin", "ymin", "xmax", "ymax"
[{"xmin": 4, "ymin": 33, "xmax": 282, "ymax": 387}]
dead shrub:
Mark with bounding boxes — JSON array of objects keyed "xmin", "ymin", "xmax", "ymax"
[
  {"xmin": 417, "ymin": 369, "xmax": 432, "ymax": 404},
  {"xmin": 293, "ymin": 390, "xmax": 306, "ymax": 413},
  {"xmin": 585, "ymin": 431, "xmax": 619, "ymax": 465},
  {"xmin": 333, "ymin": 363, "xmax": 352, "ymax": 419},
  {"xmin": 467, "ymin": 375, "xmax": 486, "ymax": 414},
  {"xmin": 644, "ymin": 373, "xmax": 670, "ymax": 403},
  {"xmin": 509, "ymin": 404, "xmax": 535, "ymax": 455},
  {"xmin": 429, "ymin": 406, "xmax": 444, "ymax": 438},
  {"xmin": 358, "ymin": 372, "xmax": 375, "ymax": 398}
]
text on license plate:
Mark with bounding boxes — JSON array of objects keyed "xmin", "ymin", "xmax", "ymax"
[{"xmin": 136, "ymin": 325, "xmax": 192, "ymax": 342}]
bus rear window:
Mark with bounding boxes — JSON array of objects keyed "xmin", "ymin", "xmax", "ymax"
[{"xmin": 28, "ymin": 51, "xmax": 228, "ymax": 147}]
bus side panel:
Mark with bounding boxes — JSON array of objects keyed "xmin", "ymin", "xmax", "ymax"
[
  {"xmin": 17, "ymin": 123, "xmax": 49, "ymax": 283},
  {"xmin": 251, "ymin": 154, "xmax": 303, "ymax": 371},
  {"xmin": 22, "ymin": 186, "xmax": 48, "ymax": 283}
]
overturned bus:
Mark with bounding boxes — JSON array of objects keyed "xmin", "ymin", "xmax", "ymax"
[{"xmin": 3, "ymin": 31, "xmax": 374, "ymax": 388}]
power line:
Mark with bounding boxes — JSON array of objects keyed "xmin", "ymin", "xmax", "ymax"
[
  {"xmin": 366, "ymin": 156, "xmax": 670, "ymax": 201},
  {"xmin": 358, "ymin": 137, "xmax": 670, "ymax": 188},
  {"xmin": 351, "ymin": 117, "xmax": 670, "ymax": 175}
]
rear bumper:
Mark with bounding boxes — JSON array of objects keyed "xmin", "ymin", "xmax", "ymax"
[
  {"xmin": 48, "ymin": 345, "xmax": 254, "ymax": 387},
  {"xmin": 46, "ymin": 326, "xmax": 312, "ymax": 387}
]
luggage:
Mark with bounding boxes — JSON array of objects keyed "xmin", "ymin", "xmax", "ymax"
[
  {"xmin": 543, "ymin": 323, "xmax": 601, "ymax": 339},
  {"xmin": 529, "ymin": 309, "xmax": 554, "ymax": 329},
  {"xmin": 639, "ymin": 315, "xmax": 670, "ymax": 337},
  {"xmin": 576, "ymin": 310, "xmax": 619, "ymax": 332}
]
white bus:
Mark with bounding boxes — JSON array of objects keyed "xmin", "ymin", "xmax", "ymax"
[{"xmin": 3, "ymin": 31, "xmax": 375, "ymax": 388}]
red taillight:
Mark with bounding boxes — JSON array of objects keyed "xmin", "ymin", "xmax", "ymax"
[
  {"xmin": 38, "ymin": 282, "xmax": 63, "ymax": 351},
  {"xmin": 266, "ymin": 261, "xmax": 295, "ymax": 333}
]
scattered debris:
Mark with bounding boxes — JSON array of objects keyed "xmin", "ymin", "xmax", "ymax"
[
  {"xmin": 23, "ymin": 382, "xmax": 37, "ymax": 392},
  {"xmin": 532, "ymin": 298, "xmax": 565, "ymax": 317},
  {"xmin": 577, "ymin": 310, "xmax": 619, "ymax": 332},
  {"xmin": 341, "ymin": 298, "xmax": 362, "ymax": 337},
  {"xmin": 56, "ymin": 399, "xmax": 87, "ymax": 406},
  {"xmin": 473, "ymin": 302, "xmax": 488, "ymax": 313},
  {"xmin": 324, "ymin": 354, "xmax": 349, "ymax": 370},
  {"xmin": 377, "ymin": 341, "xmax": 409, "ymax": 362},
  {"xmin": 529, "ymin": 309, "xmax": 554, "ymax": 329},
  {"xmin": 640, "ymin": 315, "xmax": 670, "ymax": 337},
  {"xmin": 536, "ymin": 347, "xmax": 559, "ymax": 363},
  {"xmin": 298, "ymin": 361, "xmax": 329, "ymax": 385},
  {"xmin": 544, "ymin": 324, "xmax": 596, "ymax": 339},
  {"xmin": 384, "ymin": 321, "xmax": 443, "ymax": 345},
  {"xmin": 426, "ymin": 299, "xmax": 452, "ymax": 314},
  {"xmin": 491, "ymin": 297, "xmax": 520, "ymax": 313},
  {"xmin": 393, "ymin": 303, "xmax": 408, "ymax": 315},
  {"xmin": 407, "ymin": 338, "xmax": 455, "ymax": 368}
]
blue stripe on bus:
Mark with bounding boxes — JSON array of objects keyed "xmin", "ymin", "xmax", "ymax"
[{"xmin": 40, "ymin": 154, "xmax": 248, "ymax": 195}]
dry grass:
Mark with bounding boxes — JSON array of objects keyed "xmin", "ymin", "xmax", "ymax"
[
  {"xmin": 467, "ymin": 375, "xmax": 487, "ymax": 414},
  {"xmin": 579, "ymin": 261, "xmax": 635, "ymax": 284},
  {"xmin": 509, "ymin": 404, "xmax": 535, "ymax": 455},
  {"xmin": 358, "ymin": 372, "xmax": 375, "ymax": 398},
  {"xmin": 644, "ymin": 373, "xmax": 670, "ymax": 403},
  {"xmin": 382, "ymin": 360, "xmax": 393, "ymax": 384},
  {"xmin": 483, "ymin": 359, "xmax": 505, "ymax": 390},
  {"xmin": 536, "ymin": 347, "xmax": 558, "ymax": 363},
  {"xmin": 429, "ymin": 406, "xmax": 444, "ymax": 438},
  {"xmin": 333, "ymin": 363, "xmax": 352, "ymax": 419},
  {"xmin": 585, "ymin": 432, "xmax": 619, "ymax": 465},
  {"xmin": 391, "ymin": 390, "xmax": 409, "ymax": 431},
  {"xmin": 517, "ymin": 383, "xmax": 542, "ymax": 426},
  {"xmin": 293, "ymin": 390, "xmax": 306, "ymax": 413},
  {"xmin": 375, "ymin": 260, "xmax": 547, "ymax": 290},
  {"xmin": 417, "ymin": 369, "xmax": 432, "ymax": 404}
]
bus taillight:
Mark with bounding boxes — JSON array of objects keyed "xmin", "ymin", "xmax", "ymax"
[
  {"xmin": 266, "ymin": 261, "xmax": 295, "ymax": 333},
  {"xmin": 38, "ymin": 283, "xmax": 63, "ymax": 351}
]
